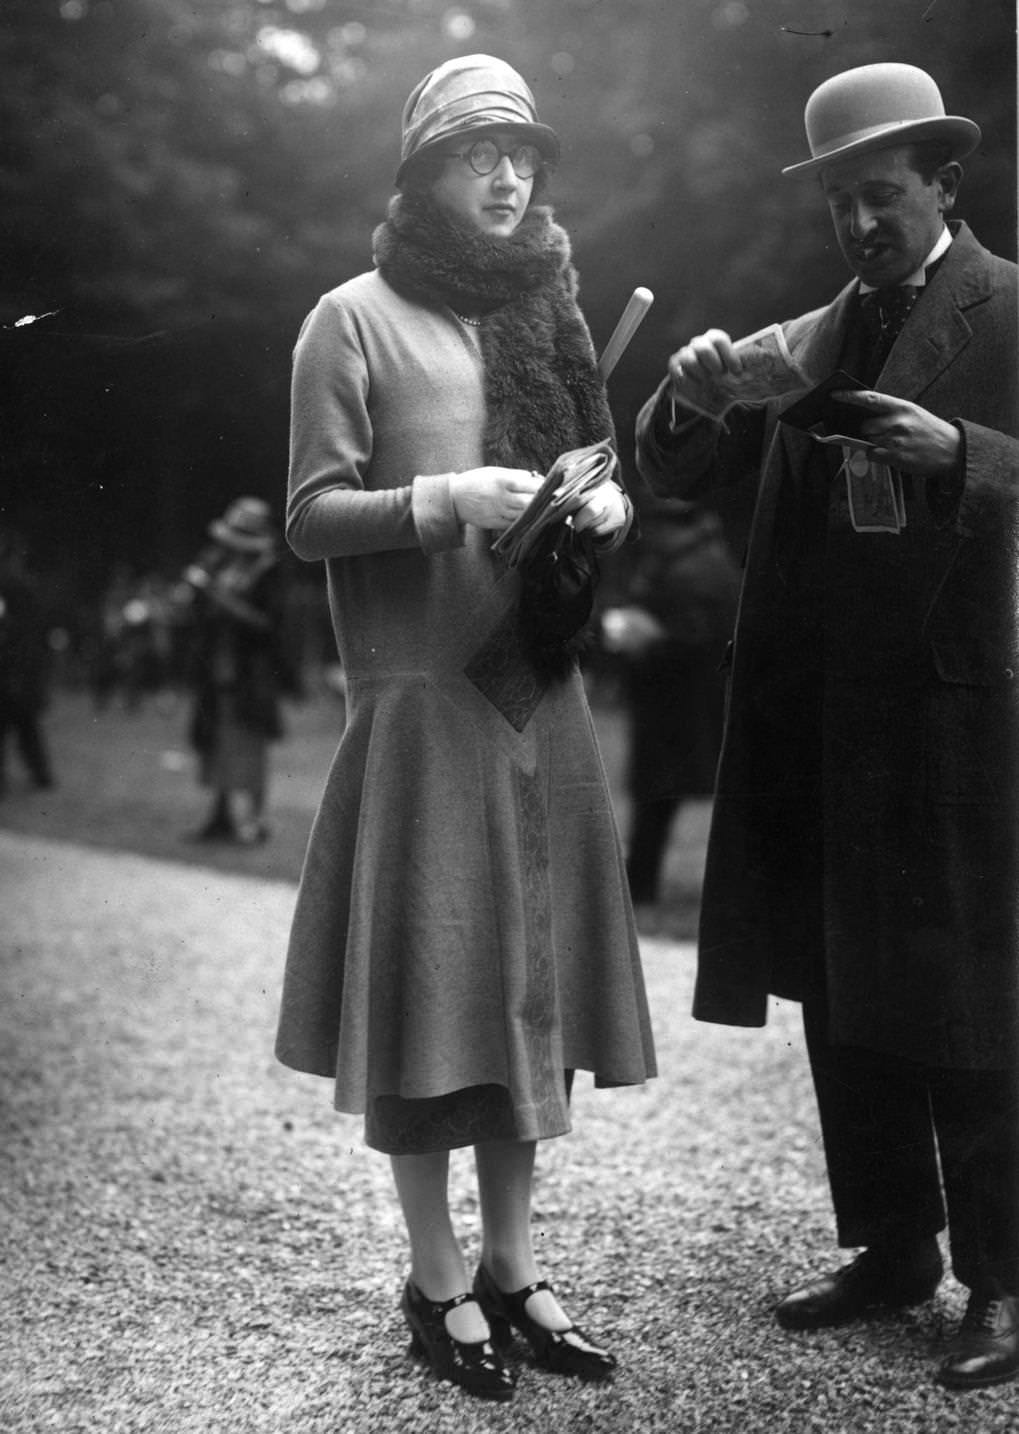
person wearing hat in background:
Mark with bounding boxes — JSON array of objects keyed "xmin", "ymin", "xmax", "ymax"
[
  {"xmin": 274, "ymin": 55, "xmax": 654, "ymax": 1404},
  {"xmin": 182, "ymin": 495, "xmax": 291, "ymax": 845},
  {"xmin": 635, "ymin": 62, "xmax": 1019, "ymax": 1389}
]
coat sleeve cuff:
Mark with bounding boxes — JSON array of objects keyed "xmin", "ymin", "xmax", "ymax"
[
  {"xmin": 412, "ymin": 473, "xmax": 465, "ymax": 553},
  {"xmin": 925, "ymin": 421, "xmax": 966, "ymax": 527}
]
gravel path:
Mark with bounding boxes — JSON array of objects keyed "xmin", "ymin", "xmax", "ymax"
[
  {"xmin": 4, "ymin": 830, "xmax": 1018, "ymax": 1432},
  {"xmin": 3, "ymin": 679, "xmax": 1017, "ymax": 1434}
]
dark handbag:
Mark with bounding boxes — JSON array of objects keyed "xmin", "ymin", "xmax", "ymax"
[
  {"xmin": 517, "ymin": 520, "xmax": 600, "ymax": 676},
  {"xmin": 492, "ymin": 439, "xmax": 617, "ymax": 677}
]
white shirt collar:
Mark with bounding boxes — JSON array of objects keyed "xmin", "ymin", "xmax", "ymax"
[{"xmin": 859, "ymin": 225, "xmax": 953, "ymax": 293}]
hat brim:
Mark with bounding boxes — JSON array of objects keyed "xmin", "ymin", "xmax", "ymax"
[
  {"xmin": 396, "ymin": 121, "xmax": 560, "ymax": 184},
  {"xmin": 781, "ymin": 115, "xmax": 981, "ymax": 177},
  {"xmin": 209, "ymin": 519, "xmax": 274, "ymax": 552}
]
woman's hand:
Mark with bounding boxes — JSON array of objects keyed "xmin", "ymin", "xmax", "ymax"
[
  {"xmin": 571, "ymin": 480, "xmax": 629, "ymax": 539},
  {"xmin": 450, "ymin": 466, "xmax": 544, "ymax": 530}
]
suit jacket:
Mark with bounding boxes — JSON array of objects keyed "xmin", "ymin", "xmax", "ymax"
[{"xmin": 635, "ymin": 221, "xmax": 1019, "ymax": 1068}]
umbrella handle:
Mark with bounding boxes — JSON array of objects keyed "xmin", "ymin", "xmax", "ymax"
[{"xmin": 598, "ymin": 286, "xmax": 654, "ymax": 380}]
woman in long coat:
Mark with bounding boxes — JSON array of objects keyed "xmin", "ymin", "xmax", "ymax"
[{"xmin": 274, "ymin": 55, "xmax": 656, "ymax": 1403}]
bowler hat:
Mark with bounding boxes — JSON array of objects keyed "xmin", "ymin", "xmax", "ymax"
[
  {"xmin": 782, "ymin": 63, "xmax": 980, "ymax": 177},
  {"xmin": 396, "ymin": 53, "xmax": 559, "ymax": 184},
  {"xmin": 209, "ymin": 497, "xmax": 276, "ymax": 553}
]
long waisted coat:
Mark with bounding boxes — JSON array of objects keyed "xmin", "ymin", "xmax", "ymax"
[
  {"xmin": 636, "ymin": 222, "xmax": 1019, "ymax": 1070},
  {"xmin": 275, "ymin": 270, "xmax": 656, "ymax": 1138}
]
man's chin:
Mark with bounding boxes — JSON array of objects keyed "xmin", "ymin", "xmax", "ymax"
[{"xmin": 847, "ymin": 250, "xmax": 912, "ymax": 287}]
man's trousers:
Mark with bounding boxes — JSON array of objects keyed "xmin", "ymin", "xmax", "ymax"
[{"xmin": 802, "ymin": 996, "xmax": 1019, "ymax": 1295}]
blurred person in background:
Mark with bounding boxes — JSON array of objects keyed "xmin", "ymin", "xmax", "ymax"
[
  {"xmin": 87, "ymin": 561, "xmax": 135, "ymax": 711},
  {"xmin": 636, "ymin": 63, "xmax": 1019, "ymax": 1390},
  {"xmin": 601, "ymin": 499, "xmax": 739, "ymax": 919},
  {"xmin": 274, "ymin": 54, "xmax": 655, "ymax": 1405},
  {"xmin": 0, "ymin": 527, "xmax": 55, "ymax": 796},
  {"xmin": 119, "ymin": 572, "xmax": 176, "ymax": 710},
  {"xmin": 86, "ymin": 565, "xmax": 175, "ymax": 712},
  {"xmin": 182, "ymin": 496, "xmax": 290, "ymax": 846}
]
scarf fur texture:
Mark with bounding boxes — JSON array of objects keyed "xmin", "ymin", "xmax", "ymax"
[{"xmin": 372, "ymin": 192, "xmax": 615, "ymax": 473}]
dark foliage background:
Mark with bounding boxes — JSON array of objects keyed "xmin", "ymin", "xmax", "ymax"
[{"xmin": 1, "ymin": 0, "xmax": 1014, "ymax": 608}]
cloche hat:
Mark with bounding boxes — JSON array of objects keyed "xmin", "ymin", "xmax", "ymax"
[
  {"xmin": 782, "ymin": 62, "xmax": 981, "ymax": 177},
  {"xmin": 209, "ymin": 497, "xmax": 276, "ymax": 552},
  {"xmin": 396, "ymin": 53, "xmax": 560, "ymax": 184}
]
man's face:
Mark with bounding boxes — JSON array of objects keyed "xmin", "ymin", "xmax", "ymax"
[{"xmin": 820, "ymin": 145, "xmax": 957, "ymax": 288}]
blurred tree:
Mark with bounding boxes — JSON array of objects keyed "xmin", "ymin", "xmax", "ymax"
[{"xmin": 0, "ymin": 0, "xmax": 1013, "ymax": 600}]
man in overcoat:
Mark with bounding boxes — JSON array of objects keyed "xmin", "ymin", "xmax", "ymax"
[{"xmin": 635, "ymin": 62, "xmax": 1019, "ymax": 1389}]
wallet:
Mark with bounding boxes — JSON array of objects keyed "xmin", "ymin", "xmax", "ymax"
[
  {"xmin": 779, "ymin": 370, "xmax": 870, "ymax": 442},
  {"xmin": 491, "ymin": 439, "xmax": 618, "ymax": 568}
]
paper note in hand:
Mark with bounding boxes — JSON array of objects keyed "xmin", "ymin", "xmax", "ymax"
[
  {"xmin": 681, "ymin": 323, "xmax": 813, "ymax": 421},
  {"xmin": 492, "ymin": 439, "xmax": 618, "ymax": 568}
]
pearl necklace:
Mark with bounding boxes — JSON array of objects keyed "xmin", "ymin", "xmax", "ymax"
[{"xmin": 451, "ymin": 308, "xmax": 483, "ymax": 327}]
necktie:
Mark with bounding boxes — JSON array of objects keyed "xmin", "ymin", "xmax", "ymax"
[{"xmin": 859, "ymin": 285, "xmax": 920, "ymax": 381}]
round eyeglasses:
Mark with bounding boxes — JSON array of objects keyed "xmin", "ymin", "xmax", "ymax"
[{"xmin": 446, "ymin": 138, "xmax": 543, "ymax": 180}]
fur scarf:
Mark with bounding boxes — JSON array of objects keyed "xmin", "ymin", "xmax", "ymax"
[{"xmin": 372, "ymin": 193, "xmax": 615, "ymax": 472}]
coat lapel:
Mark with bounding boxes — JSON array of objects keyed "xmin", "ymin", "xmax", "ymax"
[
  {"xmin": 876, "ymin": 222, "xmax": 988, "ymax": 400},
  {"xmin": 785, "ymin": 282, "xmax": 858, "ymax": 387}
]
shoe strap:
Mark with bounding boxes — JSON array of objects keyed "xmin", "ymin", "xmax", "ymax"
[
  {"xmin": 409, "ymin": 1281, "xmax": 481, "ymax": 1319},
  {"xmin": 516, "ymin": 1279, "xmax": 552, "ymax": 1299},
  {"xmin": 478, "ymin": 1267, "xmax": 555, "ymax": 1313}
]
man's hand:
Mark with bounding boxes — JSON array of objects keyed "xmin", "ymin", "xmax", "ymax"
[
  {"xmin": 571, "ymin": 480, "xmax": 629, "ymax": 539},
  {"xmin": 667, "ymin": 328, "xmax": 741, "ymax": 406},
  {"xmin": 833, "ymin": 391, "xmax": 962, "ymax": 477},
  {"xmin": 450, "ymin": 467, "xmax": 544, "ymax": 530}
]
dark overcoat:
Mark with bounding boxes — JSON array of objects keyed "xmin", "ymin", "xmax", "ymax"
[{"xmin": 636, "ymin": 222, "xmax": 1019, "ymax": 1069}]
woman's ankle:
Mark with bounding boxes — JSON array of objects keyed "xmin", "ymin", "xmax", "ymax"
[
  {"xmin": 479, "ymin": 1252, "xmax": 572, "ymax": 1332},
  {"xmin": 409, "ymin": 1277, "xmax": 492, "ymax": 1343},
  {"xmin": 480, "ymin": 1242, "xmax": 539, "ymax": 1291},
  {"xmin": 409, "ymin": 1252, "xmax": 469, "ymax": 1304}
]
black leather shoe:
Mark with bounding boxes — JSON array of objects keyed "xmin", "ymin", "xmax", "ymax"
[
  {"xmin": 401, "ymin": 1280, "xmax": 514, "ymax": 1402},
  {"xmin": 937, "ymin": 1291, "xmax": 1019, "ymax": 1390},
  {"xmin": 473, "ymin": 1263, "xmax": 616, "ymax": 1382},
  {"xmin": 776, "ymin": 1241, "xmax": 943, "ymax": 1330}
]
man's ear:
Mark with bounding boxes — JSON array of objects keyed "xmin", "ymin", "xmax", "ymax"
[{"xmin": 936, "ymin": 161, "xmax": 963, "ymax": 213}]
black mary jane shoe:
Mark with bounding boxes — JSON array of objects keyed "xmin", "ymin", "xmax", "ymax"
[
  {"xmin": 473, "ymin": 1263, "xmax": 616, "ymax": 1383},
  {"xmin": 400, "ymin": 1279, "xmax": 515, "ymax": 1402}
]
